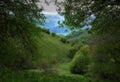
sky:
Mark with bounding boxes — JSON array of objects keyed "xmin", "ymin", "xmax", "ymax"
[
  {"xmin": 38, "ymin": 0, "xmax": 64, "ymax": 14},
  {"xmin": 43, "ymin": 14, "xmax": 71, "ymax": 35},
  {"xmin": 37, "ymin": 0, "xmax": 71, "ymax": 35},
  {"xmin": 37, "ymin": 0, "xmax": 93, "ymax": 35}
]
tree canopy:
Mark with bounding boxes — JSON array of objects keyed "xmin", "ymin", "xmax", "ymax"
[
  {"xmin": 57, "ymin": 0, "xmax": 120, "ymax": 33},
  {"xmin": 0, "ymin": 0, "xmax": 44, "ymax": 21},
  {"xmin": 0, "ymin": 0, "xmax": 45, "ymax": 69}
]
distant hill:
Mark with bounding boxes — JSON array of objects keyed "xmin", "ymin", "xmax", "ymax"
[{"xmin": 65, "ymin": 30, "xmax": 93, "ymax": 48}]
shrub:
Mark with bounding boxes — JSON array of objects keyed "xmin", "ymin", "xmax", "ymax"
[
  {"xmin": 41, "ymin": 28, "xmax": 50, "ymax": 34},
  {"xmin": 70, "ymin": 45, "xmax": 91, "ymax": 74},
  {"xmin": 89, "ymin": 36, "xmax": 120, "ymax": 81},
  {"xmin": 0, "ymin": 69, "xmax": 92, "ymax": 82},
  {"xmin": 68, "ymin": 48, "xmax": 77, "ymax": 58},
  {"xmin": 60, "ymin": 38, "xmax": 67, "ymax": 43},
  {"xmin": 0, "ymin": 19, "xmax": 45, "ymax": 70},
  {"xmin": 51, "ymin": 33, "xmax": 56, "ymax": 37}
]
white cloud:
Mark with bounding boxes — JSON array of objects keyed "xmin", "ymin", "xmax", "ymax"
[
  {"xmin": 38, "ymin": 0, "xmax": 64, "ymax": 14},
  {"xmin": 42, "ymin": 11, "xmax": 58, "ymax": 15}
]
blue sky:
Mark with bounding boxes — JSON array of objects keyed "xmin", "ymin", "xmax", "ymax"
[
  {"xmin": 38, "ymin": 1, "xmax": 94, "ymax": 35},
  {"xmin": 42, "ymin": 13, "xmax": 71, "ymax": 35},
  {"xmin": 41, "ymin": 13, "xmax": 95, "ymax": 34},
  {"xmin": 38, "ymin": 1, "xmax": 72, "ymax": 35}
]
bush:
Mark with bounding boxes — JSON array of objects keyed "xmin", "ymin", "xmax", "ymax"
[
  {"xmin": 89, "ymin": 36, "xmax": 120, "ymax": 81},
  {"xmin": 0, "ymin": 69, "xmax": 92, "ymax": 82},
  {"xmin": 68, "ymin": 48, "xmax": 77, "ymax": 58},
  {"xmin": 60, "ymin": 38, "xmax": 67, "ymax": 43},
  {"xmin": 0, "ymin": 18, "xmax": 45, "ymax": 70},
  {"xmin": 70, "ymin": 45, "xmax": 91, "ymax": 74},
  {"xmin": 41, "ymin": 28, "xmax": 50, "ymax": 34},
  {"xmin": 51, "ymin": 33, "xmax": 56, "ymax": 37}
]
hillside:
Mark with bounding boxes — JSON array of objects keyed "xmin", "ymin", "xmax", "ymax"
[
  {"xmin": 33, "ymin": 30, "xmax": 71, "ymax": 70},
  {"xmin": 65, "ymin": 30, "xmax": 93, "ymax": 48}
]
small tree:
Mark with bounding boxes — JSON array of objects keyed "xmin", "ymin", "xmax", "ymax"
[{"xmin": 70, "ymin": 45, "xmax": 91, "ymax": 74}]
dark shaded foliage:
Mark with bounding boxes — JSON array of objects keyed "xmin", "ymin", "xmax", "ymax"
[
  {"xmin": 51, "ymin": 33, "xmax": 56, "ymax": 37},
  {"xmin": 0, "ymin": 68, "xmax": 92, "ymax": 82},
  {"xmin": 60, "ymin": 38, "xmax": 68, "ymax": 43},
  {"xmin": 0, "ymin": 0, "xmax": 45, "ymax": 69},
  {"xmin": 68, "ymin": 48, "xmax": 77, "ymax": 58},
  {"xmin": 89, "ymin": 35, "xmax": 120, "ymax": 81},
  {"xmin": 56, "ymin": 0, "xmax": 120, "ymax": 81},
  {"xmin": 41, "ymin": 28, "xmax": 50, "ymax": 34}
]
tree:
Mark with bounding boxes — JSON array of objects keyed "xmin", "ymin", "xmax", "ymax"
[
  {"xmin": 0, "ymin": 0, "xmax": 45, "ymax": 69},
  {"xmin": 70, "ymin": 45, "xmax": 91, "ymax": 74},
  {"xmin": 56, "ymin": 0, "xmax": 120, "ymax": 81},
  {"xmin": 57, "ymin": 0, "xmax": 120, "ymax": 30},
  {"xmin": 0, "ymin": 0, "xmax": 45, "ymax": 49}
]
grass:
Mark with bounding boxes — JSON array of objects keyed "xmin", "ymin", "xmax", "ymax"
[
  {"xmin": 32, "ymin": 31, "xmax": 71, "ymax": 69},
  {"xmin": 36, "ymin": 32, "xmax": 71, "ymax": 63},
  {"xmin": 0, "ymin": 31, "xmax": 113, "ymax": 82},
  {"xmin": 0, "ymin": 30, "xmax": 112, "ymax": 82},
  {"xmin": 55, "ymin": 62, "xmax": 71, "ymax": 75},
  {"xmin": 0, "ymin": 68, "xmax": 92, "ymax": 82},
  {"xmin": 0, "ymin": 31, "xmax": 92, "ymax": 82}
]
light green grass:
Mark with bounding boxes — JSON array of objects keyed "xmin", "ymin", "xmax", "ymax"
[
  {"xmin": 37, "ymin": 32, "xmax": 71, "ymax": 63},
  {"xmin": 55, "ymin": 62, "xmax": 71, "ymax": 75}
]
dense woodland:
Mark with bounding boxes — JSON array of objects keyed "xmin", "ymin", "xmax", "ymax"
[{"xmin": 0, "ymin": 0, "xmax": 120, "ymax": 82}]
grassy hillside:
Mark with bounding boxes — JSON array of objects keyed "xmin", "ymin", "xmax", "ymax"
[
  {"xmin": 0, "ymin": 28, "xmax": 98, "ymax": 82},
  {"xmin": 33, "ymin": 30, "xmax": 71, "ymax": 71}
]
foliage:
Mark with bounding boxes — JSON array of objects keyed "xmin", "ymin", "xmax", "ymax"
[
  {"xmin": 51, "ymin": 32, "xmax": 56, "ymax": 37},
  {"xmin": 60, "ymin": 37, "xmax": 68, "ymax": 43},
  {"xmin": 0, "ymin": 19, "xmax": 42, "ymax": 69},
  {"xmin": 66, "ymin": 30, "xmax": 92, "ymax": 59},
  {"xmin": 68, "ymin": 48, "xmax": 77, "ymax": 58},
  {"xmin": 40, "ymin": 28, "xmax": 50, "ymax": 34},
  {"xmin": 56, "ymin": 0, "xmax": 120, "ymax": 81},
  {"xmin": 0, "ymin": 0, "xmax": 44, "ymax": 23},
  {"xmin": 89, "ymin": 35, "xmax": 120, "ymax": 81},
  {"xmin": 66, "ymin": 29, "xmax": 92, "ymax": 48},
  {"xmin": 0, "ymin": 69, "xmax": 92, "ymax": 82},
  {"xmin": 0, "ymin": 0, "xmax": 45, "ymax": 69},
  {"xmin": 57, "ymin": 0, "xmax": 120, "ymax": 28},
  {"xmin": 70, "ymin": 45, "xmax": 91, "ymax": 74}
]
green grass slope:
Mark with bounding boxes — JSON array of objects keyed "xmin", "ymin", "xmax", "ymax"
[{"xmin": 33, "ymin": 31, "xmax": 71, "ymax": 70}]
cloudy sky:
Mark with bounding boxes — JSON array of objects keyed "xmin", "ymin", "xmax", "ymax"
[
  {"xmin": 38, "ymin": 0, "xmax": 64, "ymax": 14},
  {"xmin": 37, "ymin": 0, "xmax": 71, "ymax": 35},
  {"xmin": 37, "ymin": 0, "xmax": 92, "ymax": 35}
]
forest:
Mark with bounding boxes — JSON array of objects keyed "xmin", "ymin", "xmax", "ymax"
[{"xmin": 0, "ymin": 0, "xmax": 120, "ymax": 82}]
